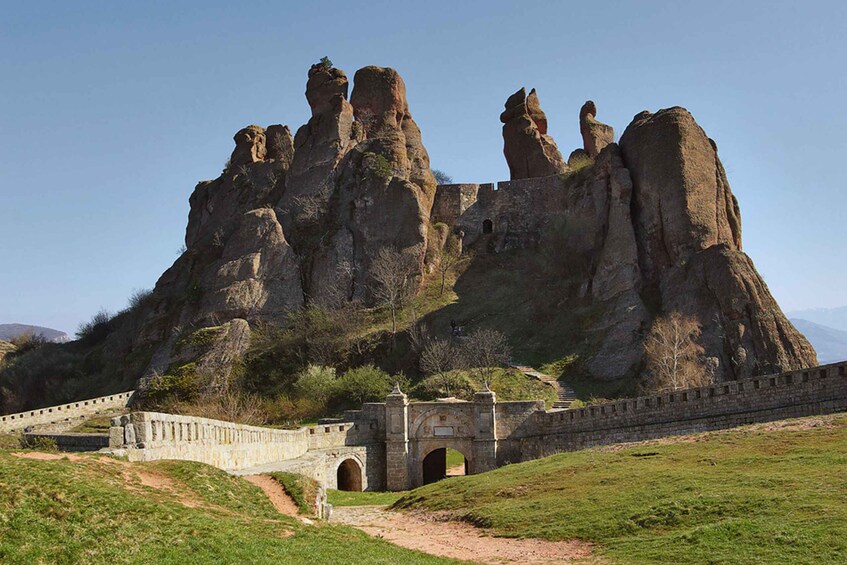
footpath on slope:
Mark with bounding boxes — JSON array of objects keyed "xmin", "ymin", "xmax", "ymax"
[
  {"xmin": 510, "ymin": 362, "xmax": 576, "ymax": 409},
  {"xmin": 331, "ymin": 505, "xmax": 593, "ymax": 564}
]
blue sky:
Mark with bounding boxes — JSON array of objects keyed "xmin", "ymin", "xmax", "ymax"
[{"xmin": 1, "ymin": 1, "xmax": 845, "ymax": 334}]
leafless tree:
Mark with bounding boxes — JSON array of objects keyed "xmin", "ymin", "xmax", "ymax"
[
  {"xmin": 420, "ymin": 338, "xmax": 457, "ymax": 396},
  {"xmin": 461, "ymin": 328, "xmax": 511, "ymax": 388},
  {"xmin": 370, "ymin": 247, "xmax": 418, "ymax": 338},
  {"xmin": 643, "ymin": 311, "xmax": 710, "ymax": 392}
]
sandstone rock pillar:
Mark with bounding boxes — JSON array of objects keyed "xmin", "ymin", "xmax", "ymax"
[
  {"xmin": 384, "ymin": 384, "xmax": 411, "ymax": 491},
  {"xmin": 472, "ymin": 385, "xmax": 498, "ymax": 473}
]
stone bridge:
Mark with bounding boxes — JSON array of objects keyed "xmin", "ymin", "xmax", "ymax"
[{"xmin": 103, "ymin": 360, "xmax": 847, "ymax": 492}]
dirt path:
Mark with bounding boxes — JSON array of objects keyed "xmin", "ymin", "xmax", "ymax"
[
  {"xmin": 331, "ymin": 505, "xmax": 593, "ymax": 564},
  {"xmin": 243, "ymin": 474, "xmax": 302, "ymax": 518}
]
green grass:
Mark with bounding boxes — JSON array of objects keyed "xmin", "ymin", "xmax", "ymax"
[
  {"xmin": 328, "ymin": 489, "xmax": 406, "ymax": 507},
  {"xmin": 445, "ymin": 448, "xmax": 464, "ymax": 468},
  {"xmin": 270, "ymin": 471, "xmax": 319, "ymax": 514},
  {"xmin": 68, "ymin": 413, "xmax": 122, "ymax": 434},
  {"xmin": 0, "ymin": 451, "xmax": 455, "ymax": 564},
  {"xmin": 395, "ymin": 414, "xmax": 847, "ymax": 564}
]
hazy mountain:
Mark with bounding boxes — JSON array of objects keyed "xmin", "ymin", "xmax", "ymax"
[
  {"xmin": 788, "ymin": 306, "xmax": 847, "ymax": 332},
  {"xmin": 0, "ymin": 323, "xmax": 70, "ymax": 343},
  {"xmin": 790, "ymin": 319, "xmax": 847, "ymax": 364}
]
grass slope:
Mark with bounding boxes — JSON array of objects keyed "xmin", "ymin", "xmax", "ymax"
[
  {"xmin": 0, "ymin": 451, "xmax": 455, "ymax": 564},
  {"xmin": 395, "ymin": 414, "xmax": 847, "ymax": 564}
]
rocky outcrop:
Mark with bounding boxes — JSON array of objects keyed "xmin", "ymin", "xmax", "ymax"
[
  {"xmin": 131, "ymin": 62, "xmax": 439, "ymax": 383},
  {"xmin": 230, "ymin": 125, "xmax": 267, "ymax": 167},
  {"xmin": 615, "ymin": 106, "xmax": 815, "ymax": 379},
  {"xmin": 620, "ymin": 107, "xmax": 742, "ymax": 284},
  {"xmin": 501, "ymin": 88, "xmax": 567, "ymax": 179},
  {"xmin": 579, "ymin": 101, "xmax": 614, "ymax": 158}
]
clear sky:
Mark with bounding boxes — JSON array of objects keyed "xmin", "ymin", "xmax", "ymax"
[{"xmin": 1, "ymin": 1, "xmax": 845, "ymax": 335}]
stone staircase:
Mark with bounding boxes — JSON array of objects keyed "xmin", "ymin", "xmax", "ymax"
[{"xmin": 510, "ymin": 363, "xmax": 577, "ymax": 409}]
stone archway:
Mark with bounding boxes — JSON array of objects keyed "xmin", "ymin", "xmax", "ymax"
[
  {"xmin": 336, "ymin": 458, "xmax": 363, "ymax": 491},
  {"xmin": 421, "ymin": 446, "xmax": 471, "ymax": 485}
]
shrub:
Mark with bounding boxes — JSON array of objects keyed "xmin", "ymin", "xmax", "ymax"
[
  {"xmin": 334, "ymin": 364, "xmax": 401, "ymax": 407},
  {"xmin": 20, "ymin": 435, "xmax": 58, "ymax": 451},
  {"xmin": 361, "ymin": 152, "xmax": 393, "ymax": 183},
  {"xmin": 75, "ymin": 309, "xmax": 114, "ymax": 344},
  {"xmin": 432, "ymin": 169, "xmax": 453, "ymax": 184},
  {"xmin": 568, "ymin": 153, "xmax": 594, "ymax": 172},
  {"xmin": 293, "ymin": 365, "xmax": 337, "ymax": 405}
]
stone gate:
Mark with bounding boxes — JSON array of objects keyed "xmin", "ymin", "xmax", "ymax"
[{"xmin": 102, "ymin": 360, "xmax": 847, "ymax": 492}]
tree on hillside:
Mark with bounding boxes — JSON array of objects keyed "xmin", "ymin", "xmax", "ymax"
[
  {"xmin": 643, "ymin": 311, "xmax": 711, "ymax": 392},
  {"xmin": 461, "ymin": 328, "xmax": 511, "ymax": 388},
  {"xmin": 436, "ymin": 234, "xmax": 463, "ymax": 296},
  {"xmin": 420, "ymin": 338, "xmax": 457, "ymax": 396},
  {"xmin": 370, "ymin": 247, "xmax": 418, "ymax": 338}
]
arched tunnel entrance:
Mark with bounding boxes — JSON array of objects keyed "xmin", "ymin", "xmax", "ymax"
[
  {"xmin": 337, "ymin": 458, "xmax": 363, "ymax": 491},
  {"xmin": 422, "ymin": 448, "xmax": 469, "ymax": 485}
]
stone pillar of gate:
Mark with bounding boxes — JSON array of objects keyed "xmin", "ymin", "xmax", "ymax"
[
  {"xmin": 472, "ymin": 384, "xmax": 498, "ymax": 473},
  {"xmin": 384, "ymin": 383, "xmax": 411, "ymax": 491}
]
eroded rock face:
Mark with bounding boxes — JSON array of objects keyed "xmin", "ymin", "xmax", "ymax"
[
  {"xmin": 230, "ymin": 125, "xmax": 267, "ymax": 167},
  {"xmin": 579, "ymin": 101, "xmax": 614, "ymax": 157},
  {"xmin": 501, "ymin": 88, "xmax": 567, "ymax": 179},
  {"xmin": 618, "ymin": 106, "xmax": 814, "ymax": 379},
  {"xmin": 265, "ymin": 124, "xmax": 294, "ymax": 166},
  {"xmin": 620, "ymin": 107, "xmax": 742, "ymax": 284}
]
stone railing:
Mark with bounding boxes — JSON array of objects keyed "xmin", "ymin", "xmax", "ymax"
[
  {"xmin": 0, "ymin": 391, "xmax": 135, "ymax": 433},
  {"xmin": 110, "ymin": 411, "xmax": 378, "ymax": 472}
]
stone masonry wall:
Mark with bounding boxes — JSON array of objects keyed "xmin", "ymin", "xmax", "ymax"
[
  {"xmin": 516, "ymin": 361, "xmax": 847, "ymax": 458},
  {"xmin": 111, "ymin": 411, "xmax": 381, "ymax": 472},
  {"xmin": 0, "ymin": 391, "xmax": 135, "ymax": 433}
]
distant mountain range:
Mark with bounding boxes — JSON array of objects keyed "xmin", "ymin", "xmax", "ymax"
[
  {"xmin": 790, "ymin": 318, "xmax": 847, "ymax": 365},
  {"xmin": 0, "ymin": 324, "xmax": 70, "ymax": 343},
  {"xmin": 788, "ymin": 306, "xmax": 847, "ymax": 332}
]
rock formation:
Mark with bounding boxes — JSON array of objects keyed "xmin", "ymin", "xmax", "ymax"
[
  {"xmin": 459, "ymin": 100, "xmax": 815, "ymax": 380},
  {"xmin": 42, "ymin": 64, "xmax": 814, "ymax": 398},
  {"xmin": 579, "ymin": 100, "xmax": 614, "ymax": 158},
  {"xmin": 131, "ymin": 62, "xmax": 438, "ymax": 383},
  {"xmin": 501, "ymin": 88, "xmax": 567, "ymax": 179}
]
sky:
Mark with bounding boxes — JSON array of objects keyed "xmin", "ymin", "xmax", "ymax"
[{"xmin": 1, "ymin": 1, "xmax": 845, "ymax": 335}]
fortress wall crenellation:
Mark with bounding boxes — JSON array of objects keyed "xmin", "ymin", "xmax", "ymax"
[
  {"xmin": 517, "ymin": 361, "xmax": 847, "ymax": 458},
  {"xmin": 0, "ymin": 391, "xmax": 135, "ymax": 433}
]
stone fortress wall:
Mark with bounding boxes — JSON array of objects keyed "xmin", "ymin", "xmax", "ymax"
[
  {"xmin": 430, "ymin": 173, "xmax": 587, "ymax": 253},
  {"xmin": 105, "ymin": 361, "xmax": 847, "ymax": 491},
  {"xmin": 516, "ymin": 361, "xmax": 847, "ymax": 458},
  {"xmin": 0, "ymin": 390, "xmax": 135, "ymax": 433}
]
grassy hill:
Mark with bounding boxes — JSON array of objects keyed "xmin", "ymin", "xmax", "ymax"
[
  {"xmin": 395, "ymin": 414, "xmax": 847, "ymax": 564},
  {"xmin": 0, "ymin": 450, "xmax": 452, "ymax": 564}
]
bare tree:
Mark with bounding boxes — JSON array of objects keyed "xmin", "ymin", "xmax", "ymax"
[
  {"xmin": 461, "ymin": 328, "xmax": 511, "ymax": 388},
  {"xmin": 436, "ymin": 234, "xmax": 462, "ymax": 296},
  {"xmin": 643, "ymin": 311, "xmax": 710, "ymax": 392},
  {"xmin": 420, "ymin": 338, "xmax": 456, "ymax": 396},
  {"xmin": 370, "ymin": 247, "xmax": 418, "ymax": 338}
]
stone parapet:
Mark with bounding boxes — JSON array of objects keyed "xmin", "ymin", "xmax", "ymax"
[{"xmin": 0, "ymin": 391, "xmax": 134, "ymax": 433}]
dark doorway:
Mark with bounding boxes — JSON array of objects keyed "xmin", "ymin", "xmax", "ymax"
[
  {"xmin": 422, "ymin": 448, "xmax": 446, "ymax": 485},
  {"xmin": 337, "ymin": 458, "xmax": 362, "ymax": 491},
  {"xmin": 423, "ymin": 448, "xmax": 469, "ymax": 485},
  {"xmin": 482, "ymin": 219, "xmax": 493, "ymax": 234}
]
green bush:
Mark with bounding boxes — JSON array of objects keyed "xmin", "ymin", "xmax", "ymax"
[
  {"xmin": 361, "ymin": 152, "xmax": 393, "ymax": 183},
  {"xmin": 334, "ymin": 364, "xmax": 398, "ymax": 407},
  {"xmin": 293, "ymin": 365, "xmax": 337, "ymax": 405},
  {"xmin": 20, "ymin": 435, "xmax": 58, "ymax": 451}
]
